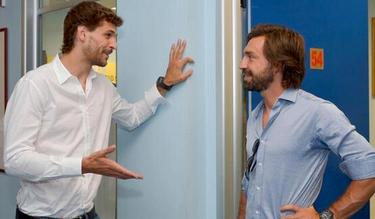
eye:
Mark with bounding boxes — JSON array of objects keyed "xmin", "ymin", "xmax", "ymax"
[
  {"xmin": 248, "ymin": 54, "xmax": 256, "ymax": 60},
  {"xmin": 104, "ymin": 32, "xmax": 114, "ymax": 39}
]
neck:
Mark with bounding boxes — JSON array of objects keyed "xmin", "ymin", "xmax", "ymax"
[
  {"xmin": 60, "ymin": 49, "xmax": 93, "ymax": 92},
  {"xmin": 260, "ymin": 82, "xmax": 285, "ymax": 112},
  {"xmin": 60, "ymin": 49, "xmax": 92, "ymax": 81}
]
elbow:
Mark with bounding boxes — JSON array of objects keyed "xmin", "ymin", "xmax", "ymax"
[
  {"xmin": 116, "ymin": 117, "xmax": 142, "ymax": 131},
  {"xmin": 4, "ymin": 155, "xmax": 19, "ymax": 177},
  {"xmin": 4, "ymin": 152, "xmax": 41, "ymax": 182},
  {"xmin": 126, "ymin": 124, "xmax": 138, "ymax": 132}
]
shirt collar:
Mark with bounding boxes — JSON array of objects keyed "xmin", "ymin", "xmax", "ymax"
[
  {"xmin": 52, "ymin": 54, "xmax": 97, "ymax": 84},
  {"xmin": 252, "ymin": 88, "xmax": 299, "ymax": 119},
  {"xmin": 279, "ymin": 88, "xmax": 298, "ymax": 103}
]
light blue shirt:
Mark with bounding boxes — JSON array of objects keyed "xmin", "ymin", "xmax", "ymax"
[{"xmin": 242, "ymin": 89, "xmax": 375, "ymax": 219}]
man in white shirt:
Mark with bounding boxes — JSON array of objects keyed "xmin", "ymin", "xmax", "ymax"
[{"xmin": 3, "ymin": 1, "xmax": 193, "ymax": 219}]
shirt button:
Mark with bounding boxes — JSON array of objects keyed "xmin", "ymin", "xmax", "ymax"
[
  {"xmin": 258, "ymin": 162, "xmax": 262, "ymax": 166},
  {"xmin": 255, "ymin": 210, "xmax": 260, "ymax": 214},
  {"xmin": 256, "ymin": 186, "xmax": 261, "ymax": 191},
  {"xmin": 261, "ymin": 140, "xmax": 265, "ymax": 144}
]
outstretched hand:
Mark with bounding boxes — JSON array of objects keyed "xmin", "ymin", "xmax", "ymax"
[
  {"xmin": 163, "ymin": 39, "xmax": 194, "ymax": 87},
  {"xmin": 280, "ymin": 205, "xmax": 319, "ymax": 219},
  {"xmin": 82, "ymin": 145, "xmax": 143, "ymax": 180}
]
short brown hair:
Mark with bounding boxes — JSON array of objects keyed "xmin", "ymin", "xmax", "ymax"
[
  {"xmin": 248, "ymin": 24, "xmax": 305, "ymax": 89},
  {"xmin": 61, "ymin": 1, "xmax": 123, "ymax": 54}
]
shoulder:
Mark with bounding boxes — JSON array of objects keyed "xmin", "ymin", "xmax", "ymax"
[
  {"xmin": 296, "ymin": 89, "xmax": 338, "ymax": 112},
  {"xmin": 297, "ymin": 90, "xmax": 350, "ymax": 126},
  {"xmin": 22, "ymin": 62, "xmax": 56, "ymax": 85}
]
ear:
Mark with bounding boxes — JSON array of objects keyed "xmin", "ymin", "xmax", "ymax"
[
  {"xmin": 76, "ymin": 25, "xmax": 87, "ymax": 42},
  {"xmin": 272, "ymin": 63, "xmax": 283, "ymax": 75}
]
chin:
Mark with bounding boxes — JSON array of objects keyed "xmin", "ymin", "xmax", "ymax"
[{"xmin": 95, "ymin": 61, "xmax": 107, "ymax": 67}]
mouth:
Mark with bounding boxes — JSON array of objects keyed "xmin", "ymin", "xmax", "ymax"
[
  {"xmin": 103, "ymin": 49, "xmax": 113, "ymax": 59},
  {"xmin": 103, "ymin": 52, "xmax": 110, "ymax": 60},
  {"xmin": 242, "ymin": 71, "xmax": 252, "ymax": 80}
]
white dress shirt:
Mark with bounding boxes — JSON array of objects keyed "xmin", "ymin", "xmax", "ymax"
[{"xmin": 4, "ymin": 55, "xmax": 165, "ymax": 218}]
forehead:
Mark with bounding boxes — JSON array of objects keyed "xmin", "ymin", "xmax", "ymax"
[
  {"xmin": 94, "ymin": 21, "xmax": 117, "ymax": 32},
  {"xmin": 244, "ymin": 36, "xmax": 265, "ymax": 55}
]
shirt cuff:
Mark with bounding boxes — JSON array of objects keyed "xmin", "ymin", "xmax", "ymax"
[
  {"xmin": 61, "ymin": 157, "xmax": 83, "ymax": 176},
  {"xmin": 339, "ymin": 156, "xmax": 375, "ymax": 180},
  {"xmin": 144, "ymin": 85, "xmax": 167, "ymax": 114}
]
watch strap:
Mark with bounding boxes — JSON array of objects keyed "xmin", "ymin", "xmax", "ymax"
[
  {"xmin": 319, "ymin": 209, "xmax": 334, "ymax": 219},
  {"xmin": 156, "ymin": 76, "xmax": 173, "ymax": 91}
]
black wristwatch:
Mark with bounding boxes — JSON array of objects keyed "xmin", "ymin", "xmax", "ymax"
[
  {"xmin": 156, "ymin": 76, "xmax": 173, "ymax": 91},
  {"xmin": 319, "ymin": 209, "xmax": 334, "ymax": 219}
]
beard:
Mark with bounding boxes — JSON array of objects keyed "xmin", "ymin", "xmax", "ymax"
[
  {"xmin": 90, "ymin": 48, "xmax": 110, "ymax": 67},
  {"xmin": 84, "ymin": 37, "xmax": 111, "ymax": 67},
  {"xmin": 94, "ymin": 53, "xmax": 110, "ymax": 67},
  {"xmin": 242, "ymin": 65, "xmax": 274, "ymax": 92}
]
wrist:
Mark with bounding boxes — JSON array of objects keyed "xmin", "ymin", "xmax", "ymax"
[
  {"xmin": 81, "ymin": 157, "xmax": 89, "ymax": 174},
  {"xmin": 156, "ymin": 76, "xmax": 173, "ymax": 91}
]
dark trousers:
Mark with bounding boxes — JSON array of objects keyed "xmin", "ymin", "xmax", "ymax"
[{"xmin": 16, "ymin": 206, "xmax": 97, "ymax": 219}]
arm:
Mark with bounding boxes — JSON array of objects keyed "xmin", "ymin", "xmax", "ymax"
[
  {"xmin": 82, "ymin": 145, "xmax": 143, "ymax": 180},
  {"xmin": 4, "ymin": 78, "xmax": 82, "ymax": 182},
  {"xmin": 281, "ymin": 104, "xmax": 375, "ymax": 219},
  {"xmin": 112, "ymin": 39, "xmax": 193, "ymax": 130},
  {"xmin": 329, "ymin": 178, "xmax": 375, "ymax": 218},
  {"xmin": 280, "ymin": 178, "xmax": 375, "ymax": 219},
  {"xmin": 238, "ymin": 191, "xmax": 247, "ymax": 219}
]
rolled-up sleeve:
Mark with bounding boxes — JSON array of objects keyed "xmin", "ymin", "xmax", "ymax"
[
  {"xmin": 316, "ymin": 102, "xmax": 375, "ymax": 180},
  {"xmin": 338, "ymin": 131, "xmax": 375, "ymax": 180}
]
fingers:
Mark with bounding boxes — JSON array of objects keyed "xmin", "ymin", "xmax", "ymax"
[
  {"xmin": 169, "ymin": 39, "xmax": 187, "ymax": 61},
  {"xmin": 181, "ymin": 69, "xmax": 193, "ymax": 81},
  {"xmin": 177, "ymin": 40, "xmax": 186, "ymax": 58},
  {"xmin": 280, "ymin": 205, "xmax": 318, "ymax": 219},
  {"xmin": 280, "ymin": 204, "xmax": 300, "ymax": 213},
  {"xmin": 98, "ymin": 158, "xmax": 144, "ymax": 180},
  {"xmin": 181, "ymin": 56, "xmax": 194, "ymax": 65},
  {"xmin": 99, "ymin": 145, "xmax": 116, "ymax": 157},
  {"xmin": 169, "ymin": 44, "xmax": 175, "ymax": 62},
  {"xmin": 119, "ymin": 169, "xmax": 144, "ymax": 180},
  {"xmin": 90, "ymin": 145, "xmax": 116, "ymax": 158},
  {"xmin": 110, "ymin": 161, "xmax": 144, "ymax": 180},
  {"xmin": 280, "ymin": 216, "xmax": 295, "ymax": 219}
]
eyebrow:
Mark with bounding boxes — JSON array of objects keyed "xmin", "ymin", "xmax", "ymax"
[
  {"xmin": 105, "ymin": 30, "xmax": 118, "ymax": 37},
  {"xmin": 244, "ymin": 50, "xmax": 257, "ymax": 56}
]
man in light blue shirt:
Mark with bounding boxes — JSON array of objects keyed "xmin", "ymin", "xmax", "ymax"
[{"xmin": 237, "ymin": 24, "xmax": 375, "ymax": 219}]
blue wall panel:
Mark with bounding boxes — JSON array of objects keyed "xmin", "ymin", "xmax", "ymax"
[
  {"xmin": 116, "ymin": 0, "xmax": 218, "ymax": 218},
  {"xmin": 250, "ymin": 0, "xmax": 369, "ymax": 218}
]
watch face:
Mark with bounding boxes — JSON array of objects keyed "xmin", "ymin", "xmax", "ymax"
[{"xmin": 320, "ymin": 210, "xmax": 333, "ymax": 219}]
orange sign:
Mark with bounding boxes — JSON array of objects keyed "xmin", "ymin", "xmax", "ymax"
[{"xmin": 310, "ymin": 48, "xmax": 324, "ymax": 70}]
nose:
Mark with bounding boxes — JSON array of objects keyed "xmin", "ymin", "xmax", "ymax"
[
  {"xmin": 109, "ymin": 37, "xmax": 117, "ymax": 50},
  {"xmin": 239, "ymin": 56, "xmax": 247, "ymax": 69}
]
